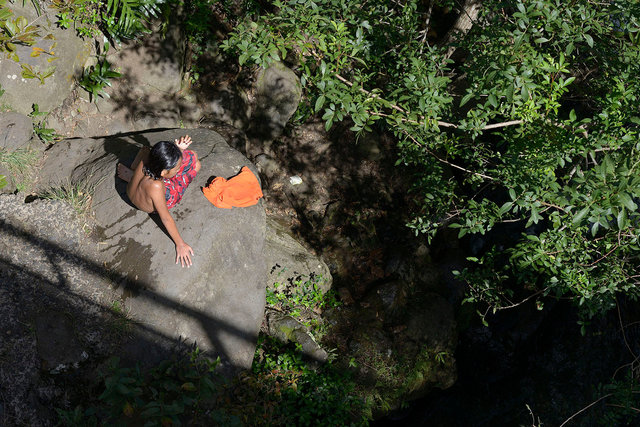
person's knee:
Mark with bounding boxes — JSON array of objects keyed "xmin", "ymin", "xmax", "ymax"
[{"xmin": 195, "ymin": 159, "xmax": 201, "ymax": 173}]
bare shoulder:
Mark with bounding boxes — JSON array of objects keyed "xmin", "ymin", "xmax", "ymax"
[{"xmin": 146, "ymin": 178, "xmax": 165, "ymax": 194}]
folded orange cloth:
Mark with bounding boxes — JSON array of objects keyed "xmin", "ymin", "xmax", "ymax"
[{"xmin": 202, "ymin": 166, "xmax": 264, "ymax": 209}]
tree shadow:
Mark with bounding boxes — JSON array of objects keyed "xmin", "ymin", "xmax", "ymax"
[{"xmin": 0, "ymin": 216, "xmax": 259, "ymax": 424}]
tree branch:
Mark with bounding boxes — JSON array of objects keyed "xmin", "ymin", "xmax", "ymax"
[
  {"xmin": 496, "ymin": 287, "xmax": 548, "ymax": 311},
  {"xmin": 442, "ymin": 0, "xmax": 483, "ymax": 60},
  {"xmin": 400, "ymin": 128, "xmax": 497, "ymax": 181},
  {"xmin": 559, "ymin": 394, "xmax": 613, "ymax": 427},
  {"xmin": 334, "ymin": 73, "xmax": 523, "ymax": 131},
  {"xmin": 419, "ymin": 0, "xmax": 435, "ymax": 51}
]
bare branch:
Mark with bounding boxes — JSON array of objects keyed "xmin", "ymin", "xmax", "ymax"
[
  {"xmin": 442, "ymin": 0, "xmax": 483, "ymax": 60},
  {"xmin": 334, "ymin": 74, "xmax": 524, "ymax": 131},
  {"xmin": 495, "ymin": 287, "xmax": 548, "ymax": 311},
  {"xmin": 559, "ymin": 394, "xmax": 613, "ymax": 427},
  {"xmin": 419, "ymin": 0, "xmax": 435, "ymax": 51},
  {"xmin": 400, "ymin": 128, "xmax": 497, "ymax": 181}
]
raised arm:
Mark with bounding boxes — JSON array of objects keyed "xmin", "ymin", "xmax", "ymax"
[
  {"xmin": 149, "ymin": 182, "xmax": 193, "ymax": 267},
  {"xmin": 175, "ymin": 135, "xmax": 192, "ymax": 152}
]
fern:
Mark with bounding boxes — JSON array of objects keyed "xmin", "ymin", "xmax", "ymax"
[{"xmin": 104, "ymin": 0, "xmax": 163, "ymax": 39}]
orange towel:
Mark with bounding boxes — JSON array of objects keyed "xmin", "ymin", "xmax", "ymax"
[{"xmin": 203, "ymin": 166, "xmax": 264, "ymax": 209}]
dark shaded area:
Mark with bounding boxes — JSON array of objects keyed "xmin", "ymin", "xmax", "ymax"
[
  {"xmin": 0, "ymin": 212, "xmax": 395, "ymax": 425},
  {"xmin": 0, "ymin": 219, "xmax": 258, "ymax": 366},
  {"xmin": 0, "ymin": 214, "xmax": 262, "ymax": 423},
  {"xmin": 375, "ymin": 298, "xmax": 640, "ymax": 426}
]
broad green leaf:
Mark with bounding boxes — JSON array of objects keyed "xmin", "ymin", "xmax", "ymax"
[
  {"xmin": 617, "ymin": 209, "xmax": 627, "ymax": 229},
  {"xmin": 488, "ymin": 94, "xmax": 498, "ymax": 108},
  {"xmin": 572, "ymin": 206, "xmax": 589, "ymax": 224},
  {"xmin": 498, "ymin": 202, "xmax": 513, "ymax": 215},
  {"xmin": 584, "ymin": 34, "xmax": 594, "ymax": 47},
  {"xmin": 618, "ymin": 193, "xmax": 637, "ymax": 211},
  {"xmin": 460, "ymin": 93, "xmax": 474, "ymax": 107}
]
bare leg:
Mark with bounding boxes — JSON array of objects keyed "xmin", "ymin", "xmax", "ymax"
[
  {"xmin": 117, "ymin": 163, "xmax": 133, "ymax": 182},
  {"xmin": 130, "ymin": 146, "xmax": 149, "ymax": 170},
  {"xmin": 117, "ymin": 146, "xmax": 149, "ymax": 182}
]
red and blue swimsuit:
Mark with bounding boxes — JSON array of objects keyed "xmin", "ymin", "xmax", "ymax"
[{"xmin": 163, "ymin": 150, "xmax": 198, "ymax": 209}]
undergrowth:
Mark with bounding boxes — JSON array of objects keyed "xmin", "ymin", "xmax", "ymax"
[
  {"xmin": 40, "ymin": 177, "xmax": 102, "ymax": 217},
  {"xmin": 57, "ymin": 348, "xmax": 229, "ymax": 426},
  {"xmin": 223, "ymin": 336, "xmax": 369, "ymax": 425},
  {"xmin": 0, "ymin": 147, "xmax": 39, "ymax": 191},
  {"xmin": 266, "ymin": 273, "xmax": 340, "ymax": 339}
]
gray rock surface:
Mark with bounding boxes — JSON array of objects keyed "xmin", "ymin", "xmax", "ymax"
[
  {"xmin": 248, "ymin": 61, "xmax": 301, "ymax": 139},
  {"xmin": 0, "ymin": 194, "xmax": 122, "ymax": 426},
  {"xmin": 205, "ymin": 83, "xmax": 251, "ymax": 130},
  {"xmin": 38, "ymin": 128, "xmax": 266, "ymax": 372},
  {"xmin": 265, "ymin": 216, "xmax": 332, "ymax": 294},
  {"xmin": 0, "ymin": 112, "xmax": 40, "ymax": 193},
  {"xmin": 266, "ymin": 311, "xmax": 328, "ymax": 364},
  {"xmin": 0, "ymin": 4, "xmax": 90, "ymax": 115},
  {"xmin": 111, "ymin": 25, "xmax": 184, "ymax": 96},
  {"xmin": 0, "ymin": 112, "xmax": 33, "ymax": 151}
]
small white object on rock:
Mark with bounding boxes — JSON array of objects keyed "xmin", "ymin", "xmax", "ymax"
[{"xmin": 289, "ymin": 176, "xmax": 302, "ymax": 185}]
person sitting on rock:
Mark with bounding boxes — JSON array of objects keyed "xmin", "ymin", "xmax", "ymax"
[{"xmin": 117, "ymin": 135, "xmax": 201, "ymax": 268}]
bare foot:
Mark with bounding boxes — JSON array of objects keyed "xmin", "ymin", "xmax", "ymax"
[{"xmin": 117, "ymin": 163, "xmax": 133, "ymax": 182}]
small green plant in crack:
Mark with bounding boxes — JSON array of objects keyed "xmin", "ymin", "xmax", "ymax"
[
  {"xmin": 20, "ymin": 63, "xmax": 56, "ymax": 85},
  {"xmin": 40, "ymin": 177, "xmax": 102, "ymax": 217},
  {"xmin": 29, "ymin": 103, "xmax": 58, "ymax": 143},
  {"xmin": 79, "ymin": 42, "xmax": 121, "ymax": 101},
  {"xmin": 0, "ymin": 147, "xmax": 39, "ymax": 190},
  {"xmin": 108, "ymin": 300, "xmax": 132, "ymax": 337}
]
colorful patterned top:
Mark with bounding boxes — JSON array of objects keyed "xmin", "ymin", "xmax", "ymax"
[{"xmin": 163, "ymin": 149, "xmax": 198, "ymax": 209}]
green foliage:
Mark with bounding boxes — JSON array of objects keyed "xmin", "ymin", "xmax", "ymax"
[
  {"xmin": 104, "ymin": 0, "xmax": 164, "ymax": 39},
  {"xmin": 52, "ymin": 0, "xmax": 164, "ymax": 40},
  {"xmin": 40, "ymin": 177, "xmax": 102, "ymax": 216},
  {"xmin": 0, "ymin": 0, "xmax": 58, "ymax": 86},
  {"xmin": 57, "ymin": 349, "xmax": 224, "ymax": 426},
  {"xmin": 20, "ymin": 62, "xmax": 56, "ymax": 84},
  {"xmin": 29, "ymin": 103, "xmax": 58, "ymax": 143},
  {"xmin": 79, "ymin": 44, "xmax": 122, "ymax": 101},
  {"xmin": 223, "ymin": 0, "xmax": 640, "ymax": 320},
  {"xmin": 595, "ymin": 371, "xmax": 640, "ymax": 425},
  {"xmin": 267, "ymin": 273, "xmax": 339, "ymax": 316},
  {"xmin": 0, "ymin": 147, "xmax": 39, "ymax": 190},
  {"xmin": 0, "ymin": 0, "xmax": 41, "ymax": 62},
  {"xmin": 0, "ymin": 174, "xmax": 6, "ymax": 189},
  {"xmin": 236, "ymin": 336, "xmax": 367, "ymax": 425},
  {"xmin": 52, "ymin": 0, "xmax": 103, "ymax": 38},
  {"xmin": 266, "ymin": 273, "xmax": 340, "ymax": 339}
]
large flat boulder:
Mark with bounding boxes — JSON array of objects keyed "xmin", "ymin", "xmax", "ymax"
[{"xmin": 38, "ymin": 128, "xmax": 266, "ymax": 371}]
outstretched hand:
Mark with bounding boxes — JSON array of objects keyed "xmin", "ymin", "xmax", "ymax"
[
  {"xmin": 175, "ymin": 242, "xmax": 194, "ymax": 268},
  {"xmin": 175, "ymin": 135, "xmax": 192, "ymax": 152}
]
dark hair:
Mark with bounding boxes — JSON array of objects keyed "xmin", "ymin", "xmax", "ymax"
[{"xmin": 143, "ymin": 141, "xmax": 181, "ymax": 180}]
